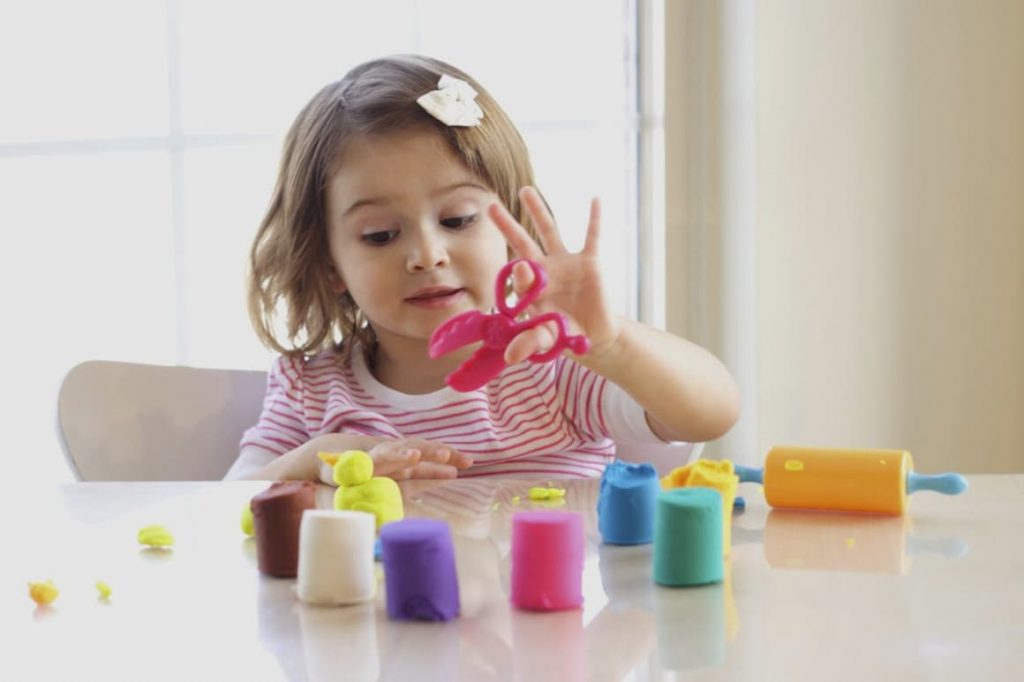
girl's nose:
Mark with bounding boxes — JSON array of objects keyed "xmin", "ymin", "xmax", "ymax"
[{"xmin": 405, "ymin": 226, "xmax": 450, "ymax": 272}]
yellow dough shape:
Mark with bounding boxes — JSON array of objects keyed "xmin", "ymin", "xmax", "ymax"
[
  {"xmin": 318, "ymin": 450, "xmax": 404, "ymax": 530},
  {"xmin": 240, "ymin": 504, "xmax": 254, "ymax": 536},
  {"xmin": 661, "ymin": 458, "xmax": 735, "ymax": 489},
  {"xmin": 137, "ymin": 524, "xmax": 174, "ymax": 548},
  {"xmin": 29, "ymin": 580, "xmax": 59, "ymax": 606}
]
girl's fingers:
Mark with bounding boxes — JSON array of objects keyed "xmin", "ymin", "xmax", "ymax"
[
  {"xmin": 520, "ymin": 186, "xmax": 566, "ymax": 255},
  {"xmin": 369, "ymin": 445, "xmax": 421, "ymax": 475},
  {"xmin": 504, "ymin": 332, "xmax": 533, "ymax": 365},
  {"xmin": 583, "ymin": 196, "xmax": 601, "ymax": 255},
  {"xmin": 407, "ymin": 462, "xmax": 460, "ymax": 479},
  {"xmin": 488, "ymin": 202, "xmax": 543, "ymax": 260},
  {"xmin": 444, "ymin": 449, "xmax": 474, "ymax": 469},
  {"xmin": 511, "ymin": 260, "xmax": 535, "ymax": 297},
  {"xmin": 392, "ymin": 467, "xmax": 414, "ymax": 481},
  {"xmin": 504, "ymin": 324, "xmax": 557, "ymax": 365},
  {"xmin": 369, "ymin": 440, "xmax": 469, "ymax": 477},
  {"xmin": 407, "ymin": 440, "xmax": 473, "ymax": 469}
]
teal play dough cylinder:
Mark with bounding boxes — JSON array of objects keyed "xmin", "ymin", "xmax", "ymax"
[{"xmin": 653, "ymin": 488, "xmax": 724, "ymax": 586}]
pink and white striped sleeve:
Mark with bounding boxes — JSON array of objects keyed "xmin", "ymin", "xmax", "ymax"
[
  {"xmin": 237, "ymin": 355, "xmax": 310, "ymax": 459},
  {"xmin": 557, "ymin": 357, "xmax": 666, "ymax": 444}
]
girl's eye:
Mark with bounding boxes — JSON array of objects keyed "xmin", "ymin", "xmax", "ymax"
[
  {"xmin": 362, "ymin": 230, "xmax": 398, "ymax": 245},
  {"xmin": 440, "ymin": 214, "xmax": 478, "ymax": 229}
]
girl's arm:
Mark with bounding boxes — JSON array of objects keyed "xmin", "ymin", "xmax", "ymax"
[
  {"xmin": 230, "ymin": 433, "xmax": 473, "ymax": 482},
  {"xmin": 233, "ymin": 433, "xmax": 389, "ymax": 482},
  {"xmin": 489, "ymin": 188, "xmax": 740, "ymax": 443},
  {"xmin": 579, "ymin": 317, "xmax": 740, "ymax": 443}
]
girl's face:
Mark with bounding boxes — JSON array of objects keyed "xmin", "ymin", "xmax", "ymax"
[{"xmin": 325, "ymin": 129, "xmax": 508, "ymax": 352}]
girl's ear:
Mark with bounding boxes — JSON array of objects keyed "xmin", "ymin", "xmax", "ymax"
[{"xmin": 328, "ymin": 267, "xmax": 347, "ymax": 295}]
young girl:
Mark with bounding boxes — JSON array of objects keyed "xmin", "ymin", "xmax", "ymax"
[{"xmin": 225, "ymin": 54, "xmax": 740, "ymax": 483}]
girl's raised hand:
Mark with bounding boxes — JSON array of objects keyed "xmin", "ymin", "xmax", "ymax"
[{"xmin": 488, "ymin": 186, "xmax": 621, "ymax": 365}]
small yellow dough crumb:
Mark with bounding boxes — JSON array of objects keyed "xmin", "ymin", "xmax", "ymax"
[
  {"xmin": 28, "ymin": 580, "xmax": 59, "ymax": 606},
  {"xmin": 511, "ymin": 496, "xmax": 521, "ymax": 505},
  {"xmin": 845, "ymin": 538, "xmax": 856, "ymax": 548},
  {"xmin": 784, "ymin": 459, "xmax": 804, "ymax": 472},
  {"xmin": 138, "ymin": 524, "xmax": 174, "ymax": 548},
  {"xmin": 240, "ymin": 504, "xmax": 254, "ymax": 536},
  {"xmin": 528, "ymin": 486, "xmax": 566, "ymax": 500},
  {"xmin": 96, "ymin": 581, "xmax": 112, "ymax": 599}
]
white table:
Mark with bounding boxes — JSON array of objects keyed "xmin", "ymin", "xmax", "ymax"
[{"xmin": 3, "ymin": 475, "xmax": 1021, "ymax": 681}]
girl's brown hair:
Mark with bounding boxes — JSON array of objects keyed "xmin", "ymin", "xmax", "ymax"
[{"xmin": 248, "ymin": 54, "xmax": 538, "ymax": 358}]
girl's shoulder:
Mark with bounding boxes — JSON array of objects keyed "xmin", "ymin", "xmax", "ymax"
[
  {"xmin": 303, "ymin": 347, "xmax": 349, "ymax": 372},
  {"xmin": 270, "ymin": 346, "xmax": 350, "ymax": 380}
]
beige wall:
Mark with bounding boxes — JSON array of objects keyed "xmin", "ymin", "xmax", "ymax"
[{"xmin": 667, "ymin": 0, "xmax": 1024, "ymax": 473}]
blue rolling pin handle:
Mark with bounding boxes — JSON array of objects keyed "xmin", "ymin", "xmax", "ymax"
[
  {"xmin": 734, "ymin": 465, "xmax": 764, "ymax": 485},
  {"xmin": 906, "ymin": 472, "xmax": 969, "ymax": 496}
]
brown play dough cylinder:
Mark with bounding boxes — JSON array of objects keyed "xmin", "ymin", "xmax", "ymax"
[{"xmin": 251, "ymin": 481, "xmax": 318, "ymax": 577}]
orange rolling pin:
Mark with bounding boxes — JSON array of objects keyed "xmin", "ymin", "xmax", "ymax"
[{"xmin": 734, "ymin": 446, "xmax": 968, "ymax": 515}]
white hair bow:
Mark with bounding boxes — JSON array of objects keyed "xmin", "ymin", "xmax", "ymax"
[{"xmin": 417, "ymin": 74, "xmax": 484, "ymax": 127}]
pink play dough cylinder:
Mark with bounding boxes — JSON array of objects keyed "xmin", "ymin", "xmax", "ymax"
[{"xmin": 510, "ymin": 511, "xmax": 584, "ymax": 611}]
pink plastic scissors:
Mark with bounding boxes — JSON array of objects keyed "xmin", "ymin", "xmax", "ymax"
[{"xmin": 428, "ymin": 259, "xmax": 590, "ymax": 392}]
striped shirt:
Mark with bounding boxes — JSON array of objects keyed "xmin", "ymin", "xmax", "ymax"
[{"xmin": 233, "ymin": 344, "xmax": 665, "ymax": 480}]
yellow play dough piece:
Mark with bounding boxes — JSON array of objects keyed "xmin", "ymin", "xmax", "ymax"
[
  {"xmin": 661, "ymin": 458, "xmax": 735, "ymax": 489},
  {"xmin": 319, "ymin": 450, "xmax": 373, "ymax": 486},
  {"xmin": 240, "ymin": 504, "xmax": 254, "ymax": 536},
  {"xmin": 96, "ymin": 581, "xmax": 112, "ymax": 599},
  {"xmin": 29, "ymin": 580, "xmax": 59, "ymax": 606},
  {"xmin": 527, "ymin": 486, "xmax": 566, "ymax": 500},
  {"xmin": 138, "ymin": 524, "xmax": 174, "ymax": 548},
  {"xmin": 336, "ymin": 478, "xmax": 404, "ymax": 529},
  {"xmin": 321, "ymin": 450, "xmax": 404, "ymax": 530}
]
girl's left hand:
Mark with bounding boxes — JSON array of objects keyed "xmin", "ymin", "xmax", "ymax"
[{"xmin": 488, "ymin": 186, "xmax": 621, "ymax": 365}]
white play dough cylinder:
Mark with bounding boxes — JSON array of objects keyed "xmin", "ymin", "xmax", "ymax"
[{"xmin": 297, "ymin": 510, "xmax": 376, "ymax": 605}]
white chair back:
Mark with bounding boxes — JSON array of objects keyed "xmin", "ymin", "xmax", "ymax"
[{"xmin": 57, "ymin": 360, "xmax": 267, "ymax": 481}]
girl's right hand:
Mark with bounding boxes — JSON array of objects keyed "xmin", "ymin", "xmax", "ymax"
[
  {"xmin": 368, "ymin": 439, "xmax": 473, "ymax": 480},
  {"xmin": 243, "ymin": 433, "xmax": 472, "ymax": 483}
]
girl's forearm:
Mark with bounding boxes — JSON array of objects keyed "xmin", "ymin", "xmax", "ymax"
[{"xmin": 580, "ymin": 317, "xmax": 741, "ymax": 443}]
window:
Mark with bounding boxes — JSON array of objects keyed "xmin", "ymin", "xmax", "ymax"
[{"xmin": 1, "ymin": 0, "xmax": 644, "ymax": 481}]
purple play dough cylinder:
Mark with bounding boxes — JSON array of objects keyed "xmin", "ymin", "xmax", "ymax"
[{"xmin": 380, "ymin": 519, "xmax": 460, "ymax": 621}]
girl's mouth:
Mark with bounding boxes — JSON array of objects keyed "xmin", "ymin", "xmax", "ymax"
[{"xmin": 405, "ymin": 287, "xmax": 466, "ymax": 309}]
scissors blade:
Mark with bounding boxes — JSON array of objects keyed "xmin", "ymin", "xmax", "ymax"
[
  {"xmin": 428, "ymin": 310, "xmax": 488, "ymax": 358},
  {"xmin": 446, "ymin": 346, "xmax": 507, "ymax": 392}
]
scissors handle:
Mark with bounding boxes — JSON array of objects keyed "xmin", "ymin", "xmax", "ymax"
[
  {"xmin": 495, "ymin": 259, "xmax": 546, "ymax": 318},
  {"xmin": 523, "ymin": 312, "xmax": 591, "ymax": 362}
]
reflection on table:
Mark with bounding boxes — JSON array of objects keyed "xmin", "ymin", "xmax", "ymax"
[
  {"xmin": 5, "ymin": 474, "xmax": 1017, "ymax": 682},
  {"xmin": 733, "ymin": 509, "xmax": 968, "ymax": 575}
]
